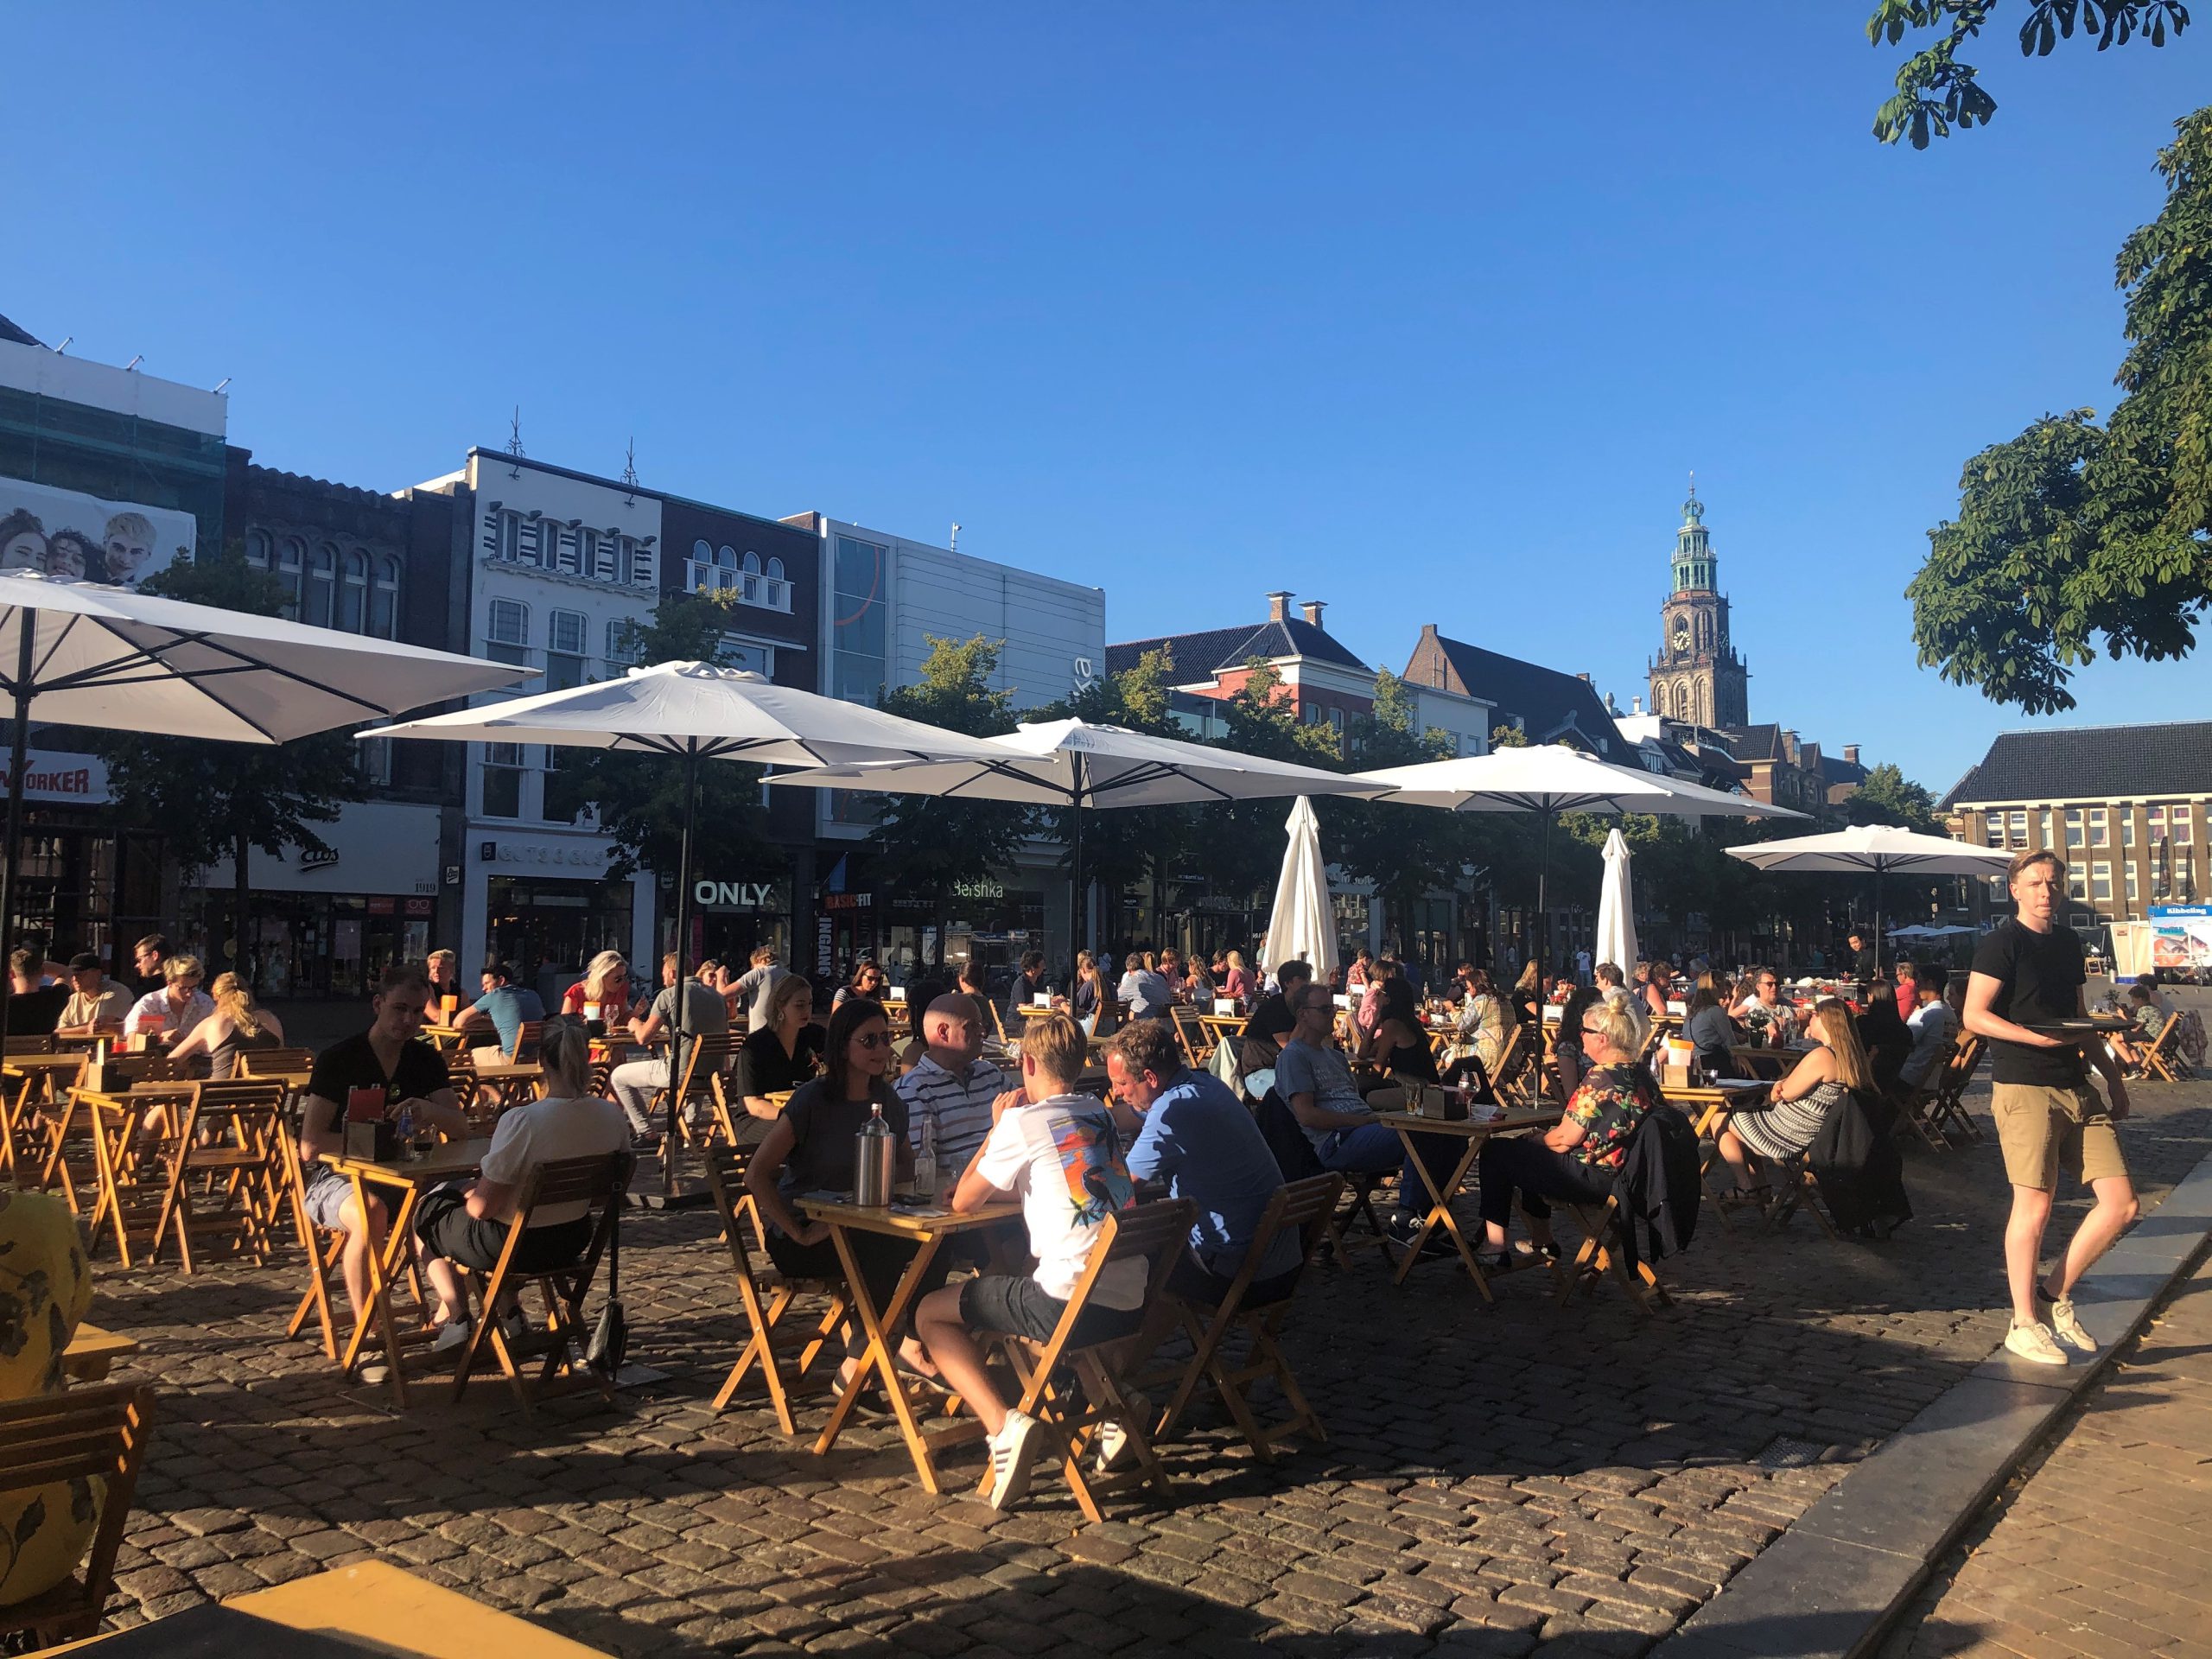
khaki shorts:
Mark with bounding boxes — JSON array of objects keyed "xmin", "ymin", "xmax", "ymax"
[{"xmin": 1991, "ymin": 1082, "xmax": 2129, "ymax": 1192}]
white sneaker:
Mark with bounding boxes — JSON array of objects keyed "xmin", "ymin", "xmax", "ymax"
[
  {"xmin": 986, "ymin": 1409, "xmax": 1043, "ymax": 1510},
  {"xmin": 357, "ymin": 1360, "xmax": 391, "ymax": 1386},
  {"xmin": 431, "ymin": 1319, "xmax": 474, "ymax": 1355},
  {"xmin": 1095, "ymin": 1389, "xmax": 1152, "ymax": 1474},
  {"xmin": 2005, "ymin": 1319, "xmax": 2069, "ymax": 1366},
  {"xmin": 2046, "ymin": 1296, "xmax": 2099, "ymax": 1357}
]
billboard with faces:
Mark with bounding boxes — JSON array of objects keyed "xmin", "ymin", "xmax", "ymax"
[{"xmin": 0, "ymin": 476, "xmax": 196, "ymax": 588}]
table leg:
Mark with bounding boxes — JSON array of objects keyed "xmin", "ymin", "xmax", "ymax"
[
  {"xmin": 1389, "ymin": 1126, "xmax": 1490, "ymax": 1297},
  {"xmin": 337, "ymin": 1173, "xmax": 413, "ymax": 1408},
  {"xmin": 88, "ymin": 1104, "xmax": 134, "ymax": 1267},
  {"xmin": 811, "ymin": 1226, "xmax": 950, "ymax": 1491},
  {"xmin": 38, "ymin": 1093, "xmax": 85, "ymax": 1211}
]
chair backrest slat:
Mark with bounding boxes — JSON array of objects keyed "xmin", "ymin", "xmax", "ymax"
[
  {"xmin": 1098, "ymin": 1197, "xmax": 1199, "ymax": 1262},
  {"xmin": 519, "ymin": 1150, "xmax": 632, "ymax": 1211}
]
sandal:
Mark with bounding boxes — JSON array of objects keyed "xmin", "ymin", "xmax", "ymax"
[{"xmin": 1511, "ymin": 1240, "xmax": 1562, "ymax": 1262}]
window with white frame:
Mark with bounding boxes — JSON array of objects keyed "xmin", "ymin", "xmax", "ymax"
[
  {"xmin": 307, "ymin": 543, "xmax": 338, "ymax": 627},
  {"xmin": 606, "ymin": 618, "xmax": 643, "ymax": 667},
  {"xmin": 482, "ymin": 741, "xmax": 525, "ymax": 818},
  {"xmin": 497, "ymin": 512, "xmax": 522, "ymax": 563},
  {"xmin": 2039, "ymin": 808, "xmax": 2055, "ymax": 848},
  {"xmin": 2065, "ymin": 807, "xmax": 2083, "ymax": 849},
  {"xmin": 2175, "ymin": 804, "xmax": 2196, "ymax": 844},
  {"xmin": 1984, "ymin": 811, "xmax": 2004, "ymax": 848},
  {"xmin": 547, "ymin": 608, "xmax": 588, "ymax": 690},
  {"xmin": 2007, "ymin": 810, "xmax": 2027, "ymax": 848},
  {"xmin": 339, "ymin": 550, "xmax": 367, "ymax": 632},
  {"xmin": 2122, "ymin": 807, "xmax": 2136, "ymax": 848},
  {"xmin": 2126, "ymin": 862, "xmax": 2139, "ymax": 905},
  {"xmin": 2089, "ymin": 806, "xmax": 2108, "ymax": 847},
  {"xmin": 371, "ymin": 555, "xmax": 401, "ymax": 639},
  {"xmin": 2091, "ymin": 861, "xmax": 2112, "ymax": 902},
  {"xmin": 2069, "ymin": 867, "xmax": 2088, "ymax": 903},
  {"xmin": 486, "ymin": 598, "xmax": 530, "ymax": 665}
]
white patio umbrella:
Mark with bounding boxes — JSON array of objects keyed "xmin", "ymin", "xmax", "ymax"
[
  {"xmin": 1594, "ymin": 827, "xmax": 1638, "ymax": 979},
  {"xmin": 1356, "ymin": 745, "xmax": 1805, "ymax": 976},
  {"xmin": 0, "ymin": 570, "xmax": 532, "ymax": 1013},
  {"xmin": 1263, "ymin": 797, "xmax": 1337, "ymax": 983},
  {"xmin": 365, "ymin": 660, "xmax": 1010, "ymax": 1192},
  {"xmin": 1725, "ymin": 826, "xmax": 2013, "ymax": 975},
  {"xmin": 764, "ymin": 718, "xmax": 1384, "ymax": 971}
]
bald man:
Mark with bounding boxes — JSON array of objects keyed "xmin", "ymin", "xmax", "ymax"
[{"xmin": 894, "ymin": 993, "xmax": 1016, "ymax": 1168}]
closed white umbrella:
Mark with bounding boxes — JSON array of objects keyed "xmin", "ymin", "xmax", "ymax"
[
  {"xmin": 1595, "ymin": 828, "xmax": 1637, "ymax": 979},
  {"xmin": 1263, "ymin": 798, "xmax": 1337, "ymax": 983},
  {"xmin": 767, "ymin": 718, "xmax": 1383, "ymax": 969},
  {"xmin": 0, "ymin": 570, "xmax": 531, "ymax": 1020},
  {"xmin": 1725, "ymin": 826, "xmax": 2013, "ymax": 974},
  {"xmin": 1357, "ymin": 745, "xmax": 1804, "ymax": 976},
  {"xmin": 367, "ymin": 660, "xmax": 1010, "ymax": 1192}
]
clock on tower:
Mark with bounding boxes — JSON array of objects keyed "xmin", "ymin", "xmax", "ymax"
[{"xmin": 1646, "ymin": 480, "xmax": 1749, "ymax": 729}]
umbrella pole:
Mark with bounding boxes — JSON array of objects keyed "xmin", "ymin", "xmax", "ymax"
[
  {"xmin": 0, "ymin": 632, "xmax": 32, "ymax": 1032},
  {"xmin": 1069, "ymin": 796, "xmax": 1085, "ymax": 991},
  {"xmin": 1536, "ymin": 806, "xmax": 1554, "ymax": 984},
  {"xmin": 1873, "ymin": 862, "xmax": 1885, "ymax": 982},
  {"xmin": 665, "ymin": 746, "xmax": 700, "ymax": 1199}
]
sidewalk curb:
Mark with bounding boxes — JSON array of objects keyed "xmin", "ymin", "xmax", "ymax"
[{"xmin": 1652, "ymin": 1144, "xmax": 2212, "ymax": 1659}]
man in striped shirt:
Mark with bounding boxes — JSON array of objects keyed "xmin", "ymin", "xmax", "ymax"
[{"xmin": 895, "ymin": 994, "xmax": 1015, "ymax": 1168}]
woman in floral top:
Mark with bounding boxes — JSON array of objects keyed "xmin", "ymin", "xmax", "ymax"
[{"xmin": 1472, "ymin": 999, "xmax": 1655, "ymax": 1268}]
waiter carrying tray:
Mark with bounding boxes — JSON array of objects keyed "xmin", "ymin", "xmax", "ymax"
[{"xmin": 1963, "ymin": 849, "xmax": 2139, "ymax": 1368}]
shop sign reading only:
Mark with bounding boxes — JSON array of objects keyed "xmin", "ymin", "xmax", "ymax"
[{"xmin": 694, "ymin": 880, "xmax": 776, "ymax": 909}]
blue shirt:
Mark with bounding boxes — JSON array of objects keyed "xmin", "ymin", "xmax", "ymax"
[
  {"xmin": 473, "ymin": 984, "xmax": 545, "ymax": 1056},
  {"xmin": 1124, "ymin": 1066, "xmax": 1300, "ymax": 1281}
]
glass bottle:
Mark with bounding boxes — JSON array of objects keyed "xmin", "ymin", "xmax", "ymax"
[{"xmin": 914, "ymin": 1114, "xmax": 939, "ymax": 1202}]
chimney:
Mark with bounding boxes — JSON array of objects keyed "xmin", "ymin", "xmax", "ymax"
[
  {"xmin": 1575, "ymin": 671, "xmax": 1592, "ymax": 683},
  {"xmin": 1266, "ymin": 590, "xmax": 1292, "ymax": 624},
  {"xmin": 1845, "ymin": 744, "xmax": 1860, "ymax": 766},
  {"xmin": 1300, "ymin": 600, "xmax": 1326, "ymax": 628},
  {"xmin": 1631, "ymin": 696, "xmax": 1643, "ymax": 715}
]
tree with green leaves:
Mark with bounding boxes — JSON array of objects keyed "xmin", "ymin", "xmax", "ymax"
[
  {"xmin": 91, "ymin": 553, "xmax": 365, "ymax": 983},
  {"xmin": 1193, "ymin": 661, "xmax": 1347, "ymax": 928},
  {"xmin": 556, "ymin": 591, "xmax": 774, "ymax": 898},
  {"xmin": 867, "ymin": 634, "xmax": 1028, "ymax": 969},
  {"xmin": 1843, "ymin": 762, "xmax": 1944, "ymax": 832},
  {"xmin": 1868, "ymin": 0, "xmax": 2189, "ymax": 147},
  {"xmin": 1332, "ymin": 670, "xmax": 1468, "ymax": 956},
  {"xmin": 1908, "ymin": 108, "xmax": 2212, "ymax": 710}
]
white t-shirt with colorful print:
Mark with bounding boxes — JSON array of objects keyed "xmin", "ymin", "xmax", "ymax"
[{"xmin": 973, "ymin": 1092, "xmax": 1145, "ymax": 1307}]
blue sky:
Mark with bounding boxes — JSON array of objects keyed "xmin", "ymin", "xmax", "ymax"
[{"xmin": 8, "ymin": 3, "xmax": 2206, "ymax": 797}]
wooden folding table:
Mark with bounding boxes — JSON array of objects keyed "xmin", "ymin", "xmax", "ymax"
[{"xmin": 1371, "ymin": 1105, "xmax": 1562, "ymax": 1298}]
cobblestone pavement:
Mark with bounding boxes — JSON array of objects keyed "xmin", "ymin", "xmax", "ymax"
[
  {"xmin": 1879, "ymin": 1237, "xmax": 2212, "ymax": 1659},
  {"xmin": 85, "ymin": 1054, "xmax": 2212, "ymax": 1659}
]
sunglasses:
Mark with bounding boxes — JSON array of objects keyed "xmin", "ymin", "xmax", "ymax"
[{"xmin": 853, "ymin": 1032, "xmax": 892, "ymax": 1050}]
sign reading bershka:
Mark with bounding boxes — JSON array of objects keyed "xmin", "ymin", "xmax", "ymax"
[{"xmin": 0, "ymin": 479, "xmax": 194, "ymax": 588}]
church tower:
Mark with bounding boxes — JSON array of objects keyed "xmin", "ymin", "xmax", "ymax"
[{"xmin": 1646, "ymin": 480, "xmax": 1748, "ymax": 728}]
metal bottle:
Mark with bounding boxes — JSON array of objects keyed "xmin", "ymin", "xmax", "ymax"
[{"xmin": 854, "ymin": 1101, "xmax": 895, "ymax": 1206}]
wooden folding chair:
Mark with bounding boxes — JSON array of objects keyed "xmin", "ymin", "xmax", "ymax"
[
  {"xmin": 1554, "ymin": 1151, "xmax": 1675, "ymax": 1317},
  {"xmin": 447, "ymin": 1150, "xmax": 633, "ymax": 1421},
  {"xmin": 1764, "ymin": 1154, "xmax": 1841, "ymax": 1240},
  {"xmin": 1144, "ymin": 1174, "xmax": 1340, "ymax": 1459},
  {"xmin": 150, "ymin": 1080, "xmax": 294, "ymax": 1271},
  {"xmin": 279, "ymin": 1125, "xmax": 346, "ymax": 1361},
  {"xmin": 0, "ymin": 1383, "xmax": 156, "ymax": 1651},
  {"xmin": 988, "ymin": 996, "xmax": 1012, "ymax": 1046},
  {"xmin": 657, "ymin": 1030, "xmax": 740, "ymax": 1147},
  {"xmin": 508, "ymin": 1020, "xmax": 545, "ymax": 1064},
  {"xmin": 701, "ymin": 1145, "xmax": 848, "ymax": 1434},
  {"xmin": 1170, "ymin": 1006, "xmax": 1212, "ymax": 1069},
  {"xmin": 974, "ymin": 1198, "xmax": 1195, "ymax": 1522},
  {"xmin": 1924, "ymin": 1033, "xmax": 1986, "ymax": 1147},
  {"xmin": 1490, "ymin": 1025, "xmax": 1535, "ymax": 1107},
  {"xmin": 238, "ymin": 1046, "xmax": 315, "ymax": 1086},
  {"xmin": 0, "ymin": 1048, "xmax": 77, "ymax": 1179},
  {"xmin": 82, "ymin": 1084, "xmax": 196, "ymax": 1268},
  {"xmin": 2139, "ymin": 1013, "xmax": 2190, "ymax": 1083}
]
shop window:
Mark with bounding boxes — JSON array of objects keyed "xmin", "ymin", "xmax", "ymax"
[
  {"xmin": 486, "ymin": 598, "xmax": 530, "ymax": 666},
  {"xmin": 307, "ymin": 543, "xmax": 338, "ymax": 628},
  {"xmin": 339, "ymin": 549, "xmax": 368, "ymax": 632},
  {"xmin": 482, "ymin": 742, "xmax": 525, "ymax": 818},
  {"xmin": 548, "ymin": 609, "xmax": 588, "ymax": 691},
  {"xmin": 372, "ymin": 555, "xmax": 401, "ymax": 639}
]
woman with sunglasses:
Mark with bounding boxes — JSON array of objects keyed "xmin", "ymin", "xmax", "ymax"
[
  {"xmin": 1471, "ymin": 998, "xmax": 1655, "ymax": 1269},
  {"xmin": 744, "ymin": 995, "xmax": 939, "ymax": 1390}
]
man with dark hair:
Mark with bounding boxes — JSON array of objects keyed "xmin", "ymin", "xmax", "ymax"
[
  {"xmin": 1966, "ymin": 849, "xmax": 2138, "ymax": 1366},
  {"xmin": 297, "ymin": 963, "xmax": 466, "ymax": 1386},
  {"xmin": 129, "ymin": 934, "xmax": 170, "ymax": 999},
  {"xmin": 457, "ymin": 960, "xmax": 545, "ymax": 1059},
  {"xmin": 613, "ymin": 951, "xmax": 729, "ymax": 1142},
  {"xmin": 1004, "ymin": 950, "xmax": 1052, "ymax": 1031},
  {"xmin": 1846, "ymin": 929, "xmax": 1878, "ymax": 982},
  {"xmin": 1238, "ymin": 957, "xmax": 1313, "ymax": 1074}
]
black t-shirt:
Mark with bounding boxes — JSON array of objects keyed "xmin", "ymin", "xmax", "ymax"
[
  {"xmin": 5, "ymin": 983, "xmax": 69, "ymax": 1036},
  {"xmin": 1971, "ymin": 919, "xmax": 2088, "ymax": 1087},
  {"xmin": 1243, "ymin": 994, "xmax": 1295, "ymax": 1050},
  {"xmin": 736, "ymin": 1022, "xmax": 824, "ymax": 1101},
  {"xmin": 777, "ymin": 1076, "xmax": 906, "ymax": 1198},
  {"xmin": 305, "ymin": 1030, "xmax": 453, "ymax": 1128}
]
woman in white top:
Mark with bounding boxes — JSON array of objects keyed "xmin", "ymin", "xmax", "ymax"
[
  {"xmin": 123, "ymin": 955, "xmax": 214, "ymax": 1047},
  {"xmin": 413, "ymin": 1017, "xmax": 629, "ymax": 1353}
]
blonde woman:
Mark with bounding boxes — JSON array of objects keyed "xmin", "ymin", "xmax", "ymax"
[
  {"xmin": 1220, "ymin": 950, "xmax": 1255, "ymax": 1007},
  {"xmin": 169, "ymin": 972, "xmax": 287, "ymax": 1079},
  {"xmin": 122, "ymin": 956, "xmax": 213, "ymax": 1047},
  {"xmin": 1712, "ymin": 998, "xmax": 1870, "ymax": 1195},
  {"xmin": 561, "ymin": 950, "xmax": 631, "ymax": 1027}
]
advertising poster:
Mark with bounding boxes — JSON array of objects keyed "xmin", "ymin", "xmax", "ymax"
[
  {"xmin": 0, "ymin": 477, "xmax": 195, "ymax": 587},
  {"xmin": 2149, "ymin": 906, "xmax": 2212, "ymax": 973}
]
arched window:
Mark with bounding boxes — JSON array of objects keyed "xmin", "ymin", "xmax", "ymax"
[
  {"xmin": 273, "ymin": 537, "xmax": 304, "ymax": 620},
  {"xmin": 245, "ymin": 530, "xmax": 271, "ymax": 569},
  {"xmin": 693, "ymin": 538, "xmax": 712, "ymax": 563},
  {"xmin": 766, "ymin": 556, "xmax": 785, "ymax": 582},
  {"xmin": 371, "ymin": 555, "xmax": 401, "ymax": 638},
  {"xmin": 339, "ymin": 550, "xmax": 368, "ymax": 632},
  {"xmin": 307, "ymin": 543, "xmax": 338, "ymax": 627},
  {"xmin": 716, "ymin": 543, "xmax": 739, "ymax": 569},
  {"xmin": 741, "ymin": 550, "xmax": 762, "ymax": 575}
]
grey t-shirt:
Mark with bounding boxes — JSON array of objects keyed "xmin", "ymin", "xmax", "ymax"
[
  {"xmin": 653, "ymin": 980, "xmax": 730, "ymax": 1081},
  {"xmin": 1272, "ymin": 1037, "xmax": 1370, "ymax": 1150},
  {"xmin": 731, "ymin": 963, "xmax": 789, "ymax": 1032}
]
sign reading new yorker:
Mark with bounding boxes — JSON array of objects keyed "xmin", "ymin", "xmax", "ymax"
[
  {"xmin": 0, "ymin": 750, "xmax": 111, "ymax": 804},
  {"xmin": 0, "ymin": 479, "xmax": 195, "ymax": 588}
]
